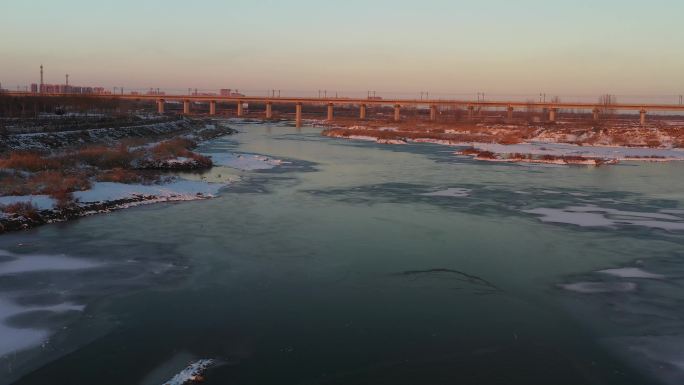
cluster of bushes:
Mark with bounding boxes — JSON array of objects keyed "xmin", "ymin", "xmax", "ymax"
[{"xmin": 0, "ymin": 138, "xmax": 213, "ymax": 211}]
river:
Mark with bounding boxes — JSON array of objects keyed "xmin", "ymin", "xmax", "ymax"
[{"xmin": 2, "ymin": 121, "xmax": 684, "ymax": 384}]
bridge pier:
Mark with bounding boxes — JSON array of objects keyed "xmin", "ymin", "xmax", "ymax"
[
  {"xmin": 183, "ymin": 100, "xmax": 191, "ymax": 115},
  {"xmin": 549, "ymin": 108, "xmax": 557, "ymax": 122},
  {"xmin": 360, "ymin": 104, "xmax": 367, "ymax": 120},
  {"xmin": 430, "ymin": 105, "xmax": 438, "ymax": 121},
  {"xmin": 327, "ymin": 103, "xmax": 334, "ymax": 121},
  {"xmin": 295, "ymin": 102, "xmax": 302, "ymax": 128},
  {"xmin": 593, "ymin": 108, "xmax": 600, "ymax": 121},
  {"xmin": 640, "ymin": 109, "xmax": 647, "ymax": 126},
  {"xmin": 394, "ymin": 105, "xmax": 401, "ymax": 122},
  {"xmin": 266, "ymin": 102, "xmax": 273, "ymax": 119},
  {"xmin": 237, "ymin": 102, "xmax": 244, "ymax": 117},
  {"xmin": 157, "ymin": 99, "xmax": 165, "ymax": 114},
  {"xmin": 507, "ymin": 106, "xmax": 514, "ymax": 121},
  {"xmin": 209, "ymin": 100, "xmax": 216, "ymax": 115}
]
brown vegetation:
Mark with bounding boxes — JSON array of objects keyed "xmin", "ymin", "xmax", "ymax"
[
  {"xmin": 96, "ymin": 168, "xmax": 145, "ymax": 184},
  {"xmin": 0, "ymin": 201, "xmax": 41, "ymax": 220},
  {"xmin": 0, "ymin": 152, "xmax": 60, "ymax": 172},
  {"xmin": 0, "ymin": 138, "xmax": 212, "ymax": 199},
  {"xmin": 74, "ymin": 145, "xmax": 136, "ymax": 169}
]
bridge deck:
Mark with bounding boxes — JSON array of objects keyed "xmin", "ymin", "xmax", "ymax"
[{"xmin": 5, "ymin": 92, "xmax": 684, "ymax": 112}]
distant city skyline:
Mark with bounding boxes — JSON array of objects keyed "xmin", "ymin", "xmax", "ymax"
[{"xmin": 2, "ymin": 0, "xmax": 683, "ymax": 99}]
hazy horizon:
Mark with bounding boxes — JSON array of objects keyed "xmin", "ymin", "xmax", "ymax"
[{"xmin": 2, "ymin": 0, "xmax": 683, "ymax": 99}]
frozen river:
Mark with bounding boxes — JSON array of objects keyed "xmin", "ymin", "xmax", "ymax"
[{"xmin": 2, "ymin": 121, "xmax": 684, "ymax": 384}]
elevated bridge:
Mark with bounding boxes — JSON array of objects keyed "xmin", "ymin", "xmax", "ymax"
[{"xmin": 6, "ymin": 91, "xmax": 684, "ymax": 127}]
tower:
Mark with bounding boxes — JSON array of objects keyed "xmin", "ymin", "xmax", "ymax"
[
  {"xmin": 66, "ymin": 74, "xmax": 69, "ymax": 86},
  {"xmin": 40, "ymin": 64, "xmax": 44, "ymax": 93}
]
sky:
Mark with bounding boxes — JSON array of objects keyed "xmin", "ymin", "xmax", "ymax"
[{"xmin": 2, "ymin": 0, "xmax": 683, "ymax": 100}]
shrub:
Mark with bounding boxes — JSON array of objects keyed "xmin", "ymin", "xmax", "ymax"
[
  {"xmin": 475, "ymin": 151, "xmax": 497, "ymax": 159},
  {"xmin": 186, "ymin": 153, "xmax": 213, "ymax": 168},
  {"xmin": 50, "ymin": 190, "xmax": 78, "ymax": 210},
  {"xmin": 73, "ymin": 145, "xmax": 135, "ymax": 169},
  {"xmin": 497, "ymin": 132, "xmax": 523, "ymax": 145},
  {"xmin": 645, "ymin": 139, "xmax": 661, "ymax": 148},
  {"xmin": 1, "ymin": 201, "xmax": 41, "ymax": 220},
  {"xmin": 29, "ymin": 171, "xmax": 91, "ymax": 195},
  {"xmin": 459, "ymin": 147, "xmax": 480, "ymax": 155},
  {"xmin": 97, "ymin": 168, "xmax": 143, "ymax": 183},
  {"xmin": 151, "ymin": 138, "xmax": 196, "ymax": 159},
  {"xmin": 0, "ymin": 152, "xmax": 58, "ymax": 172}
]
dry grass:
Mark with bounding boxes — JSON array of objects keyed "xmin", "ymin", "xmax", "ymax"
[
  {"xmin": 151, "ymin": 138, "xmax": 196, "ymax": 159},
  {"xmin": 0, "ymin": 170, "xmax": 90, "ymax": 197},
  {"xmin": 0, "ymin": 152, "xmax": 60, "ymax": 172},
  {"xmin": 97, "ymin": 168, "xmax": 145, "ymax": 184},
  {"xmin": 1, "ymin": 201, "xmax": 41, "ymax": 219},
  {"xmin": 73, "ymin": 145, "xmax": 136, "ymax": 169}
]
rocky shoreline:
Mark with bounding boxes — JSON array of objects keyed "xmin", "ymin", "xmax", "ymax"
[
  {"xmin": 0, "ymin": 192, "xmax": 214, "ymax": 234},
  {"xmin": 0, "ymin": 117, "xmax": 237, "ymax": 235}
]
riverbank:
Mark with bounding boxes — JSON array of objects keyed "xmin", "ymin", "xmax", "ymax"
[
  {"xmin": 0, "ymin": 118, "xmax": 238, "ymax": 234},
  {"xmin": 321, "ymin": 119, "xmax": 684, "ymax": 166}
]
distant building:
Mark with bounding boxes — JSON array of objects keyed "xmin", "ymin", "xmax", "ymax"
[
  {"xmin": 31, "ymin": 83, "xmax": 38, "ymax": 93},
  {"xmin": 220, "ymin": 89, "xmax": 244, "ymax": 97},
  {"xmin": 146, "ymin": 88, "xmax": 165, "ymax": 96}
]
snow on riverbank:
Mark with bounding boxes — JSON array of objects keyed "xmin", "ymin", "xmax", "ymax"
[
  {"xmin": 328, "ymin": 131, "xmax": 684, "ymax": 164},
  {"xmin": 75, "ymin": 180, "xmax": 224, "ymax": 203},
  {"xmin": 0, "ymin": 180, "xmax": 225, "ymax": 211},
  {"xmin": 470, "ymin": 142, "xmax": 684, "ymax": 161}
]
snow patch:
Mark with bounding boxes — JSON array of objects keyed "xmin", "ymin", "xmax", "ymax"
[
  {"xmin": 0, "ymin": 297, "xmax": 85, "ymax": 356},
  {"xmin": 0, "ymin": 195, "xmax": 55, "ymax": 210},
  {"xmin": 524, "ymin": 205, "xmax": 684, "ymax": 231},
  {"xmin": 74, "ymin": 181, "xmax": 224, "ymax": 204},
  {"xmin": 0, "ymin": 250, "xmax": 101, "ymax": 275},
  {"xmin": 421, "ymin": 188, "xmax": 471, "ymax": 198},
  {"xmin": 597, "ymin": 267, "xmax": 665, "ymax": 280},
  {"xmin": 558, "ymin": 282, "xmax": 637, "ymax": 293}
]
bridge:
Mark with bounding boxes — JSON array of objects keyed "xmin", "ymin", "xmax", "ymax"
[{"xmin": 6, "ymin": 91, "xmax": 684, "ymax": 127}]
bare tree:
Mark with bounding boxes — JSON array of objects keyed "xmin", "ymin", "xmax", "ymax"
[{"xmin": 598, "ymin": 94, "xmax": 617, "ymax": 117}]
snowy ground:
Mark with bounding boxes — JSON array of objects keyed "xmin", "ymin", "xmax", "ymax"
[{"xmin": 0, "ymin": 180, "xmax": 226, "ymax": 212}]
